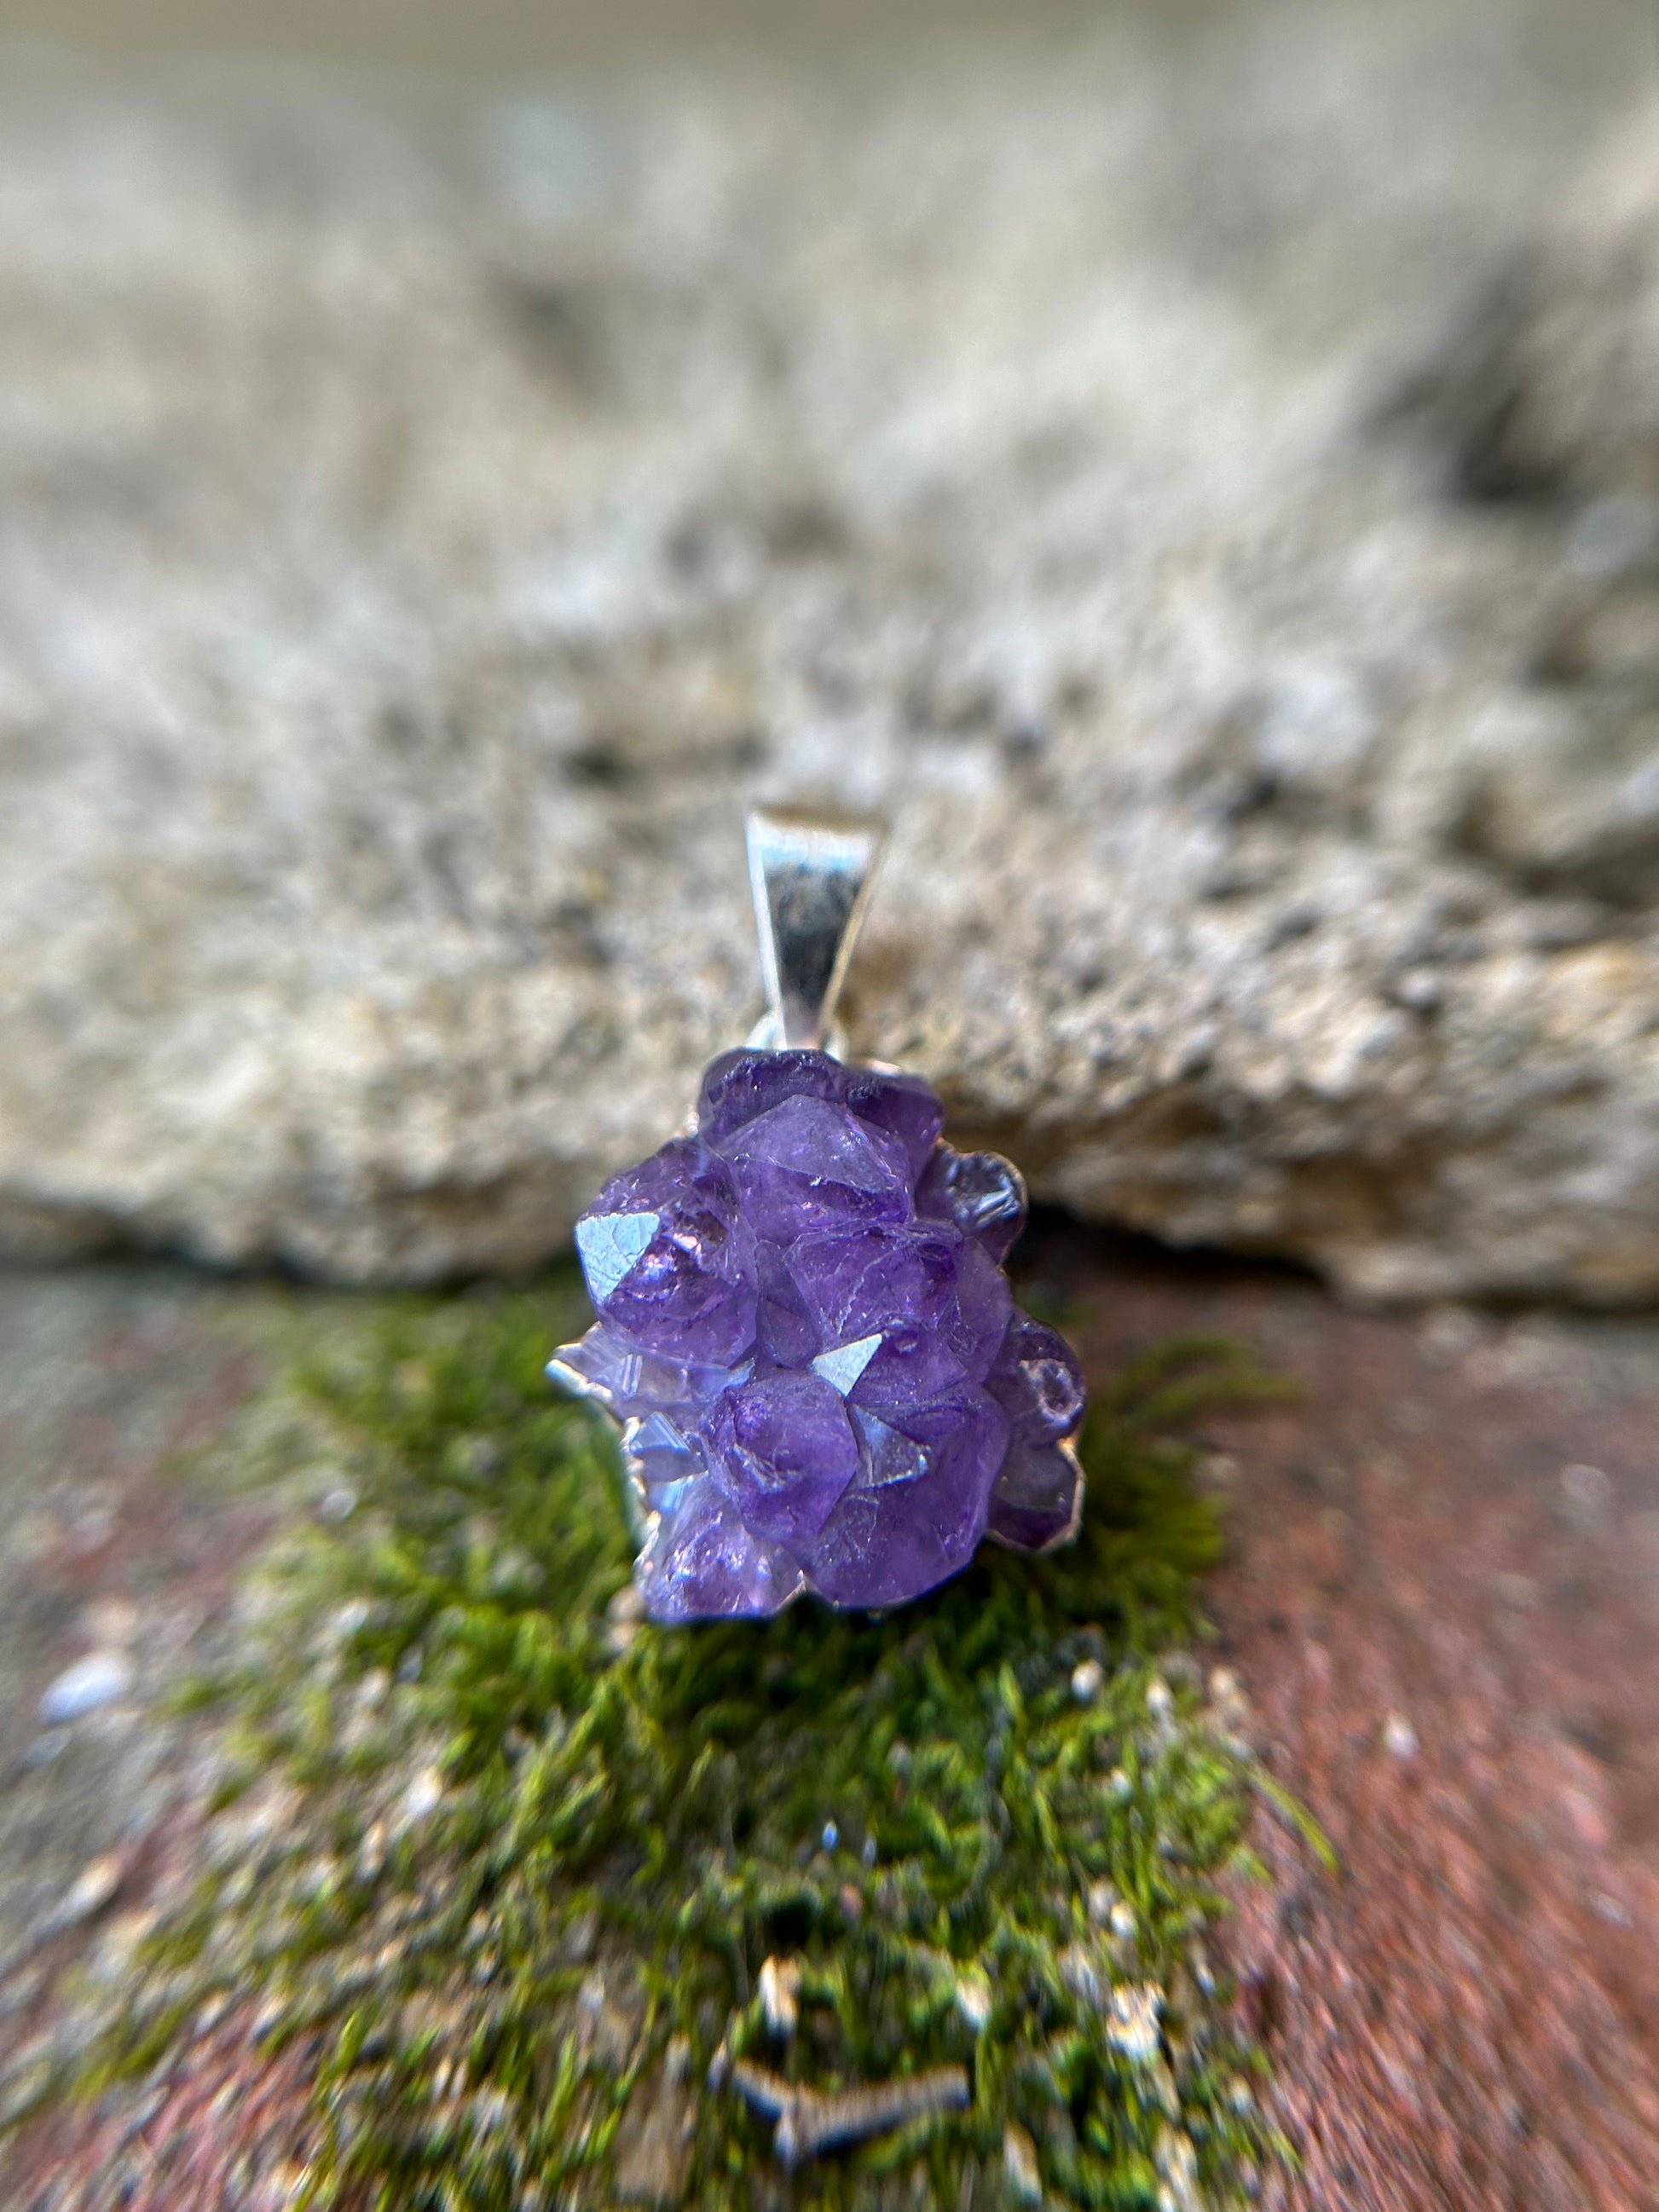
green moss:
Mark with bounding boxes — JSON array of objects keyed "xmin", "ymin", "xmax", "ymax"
[{"xmin": 58, "ymin": 1275, "xmax": 1313, "ymax": 2209}]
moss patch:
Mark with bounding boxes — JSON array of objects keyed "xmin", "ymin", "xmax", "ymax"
[{"xmin": 49, "ymin": 1274, "xmax": 1313, "ymax": 2209}]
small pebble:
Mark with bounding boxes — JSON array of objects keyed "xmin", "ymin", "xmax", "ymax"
[
  {"xmin": 251, "ymin": 2163, "xmax": 309, "ymax": 2212},
  {"xmin": 1107, "ymin": 1767, "xmax": 1133, "ymax": 1800},
  {"xmin": 1003, "ymin": 2122, "xmax": 1043, "ymax": 2205},
  {"xmin": 1382, "ymin": 1712, "xmax": 1419, "ymax": 1760},
  {"xmin": 1085, "ymin": 1879, "xmax": 1118, "ymax": 1926},
  {"xmin": 1107, "ymin": 1981, "xmax": 1164, "ymax": 2064},
  {"xmin": 82, "ymin": 1597, "xmax": 139, "ymax": 1647},
  {"xmin": 396, "ymin": 1766, "xmax": 444, "ymax": 1828},
  {"xmin": 820, "ymin": 1820, "xmax": 839, "ymax": 1852},
  {"xmin": 1071, "ymin": 1659, "xmax": 1105, "ymax": 1703},
  {"xmin": 352, "ymin": 1668, "xmax": 390, "ymax": 1713},
  {"xmin": 1146, "ymin": 1677, "xmax": 1174, "ymax": 1724},
  {"xmin": 192, "ymin": 1991, "xmax": 234, "ymax": 2039},
  {"xmin": 1559, "ymin": 1463, "xmax": 1612, "ymax": 1534},
  {"xmin": 1156, "ymin": 2122, "xmax": 1202, "ymax": 2212},
  {"xmin": 47, "ymin": 1853, "xmax": 124, "ymax": 1933},
  {"xmin": 605, "ymin": 1583, "xmax": 646, "ymax": 1655},
  {"xmin": 1109, "ymin": 1900, "xmax": 1138, "ymax": 1941},
  {"xmin": 1059, "ymin": 1942, "xmax": 1104, "ymax": 2009},
  {"xmin": 954, "ymin": 1971, "xmax": 992, "ymax": 2032},
  {"xmin": 317, "ymin": 1486, "xmax": 357, "ymax": 1523},
  {"xmin": 838, "ymin": 1883, "xmax": 864, "ymax": 1923},
  {"xmin": 758, "ymin": 1955, "xmax": 801, "ymax": 2037},
  {"xmin": 1565, "ymin": 490, "xmax": 1659, "ymax": 578},
  {"xmin": 66, "ymin": 1509, "xmax": 114, "ymax": 1557},
  {"xmin": 38, "ymin": 1650, "xmax": 133, "ymax": 1726},
  {"xmin": 1390, "ymin": 968, "xmax": 1443, "ymax": 1016},
  {"xmin": 1421, "ymin": 1305, "xmax": 1481, "ymax": 1364}
]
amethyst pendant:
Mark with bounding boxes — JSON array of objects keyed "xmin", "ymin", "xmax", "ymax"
[{"xmin": 549, "ymin": 809, "xmax": 1084, "ymax": 1621}]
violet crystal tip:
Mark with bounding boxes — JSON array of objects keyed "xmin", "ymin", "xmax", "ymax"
[{"xmin": 562, "ymin": 1048, "xmax": 1084, "ymax": 1620}]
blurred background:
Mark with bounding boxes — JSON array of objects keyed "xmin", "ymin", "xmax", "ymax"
[
  {"xmin": 3, "ymin": 0, "xmax": 1118, "ymax": 70},
  {"xmin": 3, "ymin": 3, "xmax": 1659, "ymax": 2206}
]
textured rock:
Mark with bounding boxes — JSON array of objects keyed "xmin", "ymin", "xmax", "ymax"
[
  {"xmin": 0, "ymin": 1, "xmax": 1656, "ymax": 1300},
  {"xmin": 1448, "ymin": 95, "xmax": 1659, "ymax": 505}
]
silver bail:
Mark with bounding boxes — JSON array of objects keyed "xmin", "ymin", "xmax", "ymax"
[{"xmin": 745, "ymin": 806, "xmax": 887, "ymax": 1054}]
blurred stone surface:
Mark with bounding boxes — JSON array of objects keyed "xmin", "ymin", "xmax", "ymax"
[
  {"xmin": 1447, "ymin": 96, "xmax": 1659, "ymax": 506},
  {"xmin": 0, "ymin": 0, "xmax": 1656, "ymax": 1300}
]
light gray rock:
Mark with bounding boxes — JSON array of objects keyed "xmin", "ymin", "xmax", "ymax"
[
  {"xmin": 0, "ymin": 0, "xmax": 1656, "ymax": 1302},
  {"xmin": 1445, "ymin": 96, "xmax": 1659, "ymax": 505},
  {"xmin": 1427, "ymin": 91, "xmax": 1659, "ymax": 915}
]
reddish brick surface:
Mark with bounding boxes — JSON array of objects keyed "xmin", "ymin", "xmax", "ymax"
[
  {"xmin": 0, "ymin": 1268, "xmax": 290, "ymax": 2212},
  {"xmin": 14, "ymin": 2016, "xmax": 324, "ymax": 2212},
  {"xmin": 1034, "ymin": 1223, "xmax": 1659, "ymax": 2212}
]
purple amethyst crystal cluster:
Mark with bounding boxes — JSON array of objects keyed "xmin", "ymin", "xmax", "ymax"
[{"xmin": 550, "ymin": 1048, "xmax": 1085, "ymax": 1620}]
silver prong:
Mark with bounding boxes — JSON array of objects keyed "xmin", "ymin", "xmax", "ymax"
[{"xmin": 745, "ymin": 806, "xmax": 886, "ymax": 1053}]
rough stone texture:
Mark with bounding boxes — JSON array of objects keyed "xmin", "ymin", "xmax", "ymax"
[
  {"xmin": 1448, "ymin": 95, "xmax": 1659, "ymax": 506},
  {"xmin": 1, "ymin": 0, "xmax": 1658, "ymax": 1300}
]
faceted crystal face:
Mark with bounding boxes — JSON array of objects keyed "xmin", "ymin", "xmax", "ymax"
[
  {"xmin": 986, "ymin": 1437, "xmax": 1084, "ymax": 1553},
  {"xmin": 752, "ymin": 1239, "xmax": 821, "ymax": 1367},
  {"xmin": 719, "ymin": 1094, "xmax": 912, "ymax": 1243},
  {"xmin": 789, "ymin": 1224, "xmax": 968, "ymax": 1408},
  {"xmin": 556, "ymin": 1048, "xmax": 1085, "ymax": 1620},
  {"xmin": 697, "ymin": 1048, "xmax": 847, "ymax": 1146},
  {"xmin": 917, "ymin": 1146, "xmax": 1027, "ymax": 1263},
  {"xmin": 549, "ymin": 1316, "xmax": 750, "ymax": 1424},
  {"xmin": 987, "ymin": 1314, "xmax": 1087, "ymax": 1444},
  {"xmin": 633, "ymin": 1477, "xmax": 806, "ymax": 1623},
  {"xmin": 802, "ymin": 1391, "xmax": 1009, "ymax": 1607},
  {"xmin": 579, "ymin": 1138, "xmax": 755, "ymax": 1366},
  {"xmin": 835, "ymin": 1066, "xmax": 945, "ymax": 1180},
  {"xmin": 703, "ymin": 1371, "xmax": 859, "ymax": 1550}
]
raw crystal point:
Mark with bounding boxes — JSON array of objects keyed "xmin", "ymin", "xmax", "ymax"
[
  {"xmin": 984, "ymin": 1437, "xmax": 1085, "ymax": 1554},
  {"xmin": 804, "ymin": 1389, "xmax": 1011, "ymax": 1607},
  {"xmin": 553, "ymin": 1048, "xmax": 1086, "ymax": 1620},
  {"xmin": 704, "ymin": 1371, "xmax": 859, "ymax": 1549},
  {"xmin": 787, "ymin": 1222, "xmax": 1012, "ymax": 1415},
  {"xmin": 917, "ymin": 1147, "xmax": 1029, "ymax": 1263},
  {"xmin": 576, "ymin": 1138, "xmax": 755, "ymax": 1366},
  {"xmin": 988, "ymin": 1314, "xmax": 1087, "ymax": 1443},
  {"xmin": 723, "ymin": 1094, "xmax": 912, "ymax": 1243}
]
